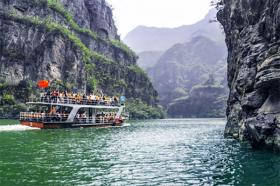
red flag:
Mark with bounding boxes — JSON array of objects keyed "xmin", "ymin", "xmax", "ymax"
[{"xmin": 37, "ymin": 80, "xmax": 49, "ymax": 88}]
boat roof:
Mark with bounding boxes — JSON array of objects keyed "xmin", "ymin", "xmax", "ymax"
[{"xmin": 26, "ymin": 102, "xmax": 124, "ymax": 109}]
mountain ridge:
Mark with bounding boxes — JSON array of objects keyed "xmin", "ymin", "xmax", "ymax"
[
  {"xmin": 124, "ymin": 9, "xmax": 223, "ymax": 53},
  {"xmin": 123, "ymin": 8, "xmax": 228, "ymax": 118}
]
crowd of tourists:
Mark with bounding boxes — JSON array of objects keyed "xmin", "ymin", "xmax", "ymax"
[
  {"xmin": 40, "ymin": 90, "xmax": 120, "ymax": 106},
  {"xmin": 21, "ymin": 106, "xmax": 118, "ymax": 124},
  {"xmin": 75, "ymin": 112, "xmax": 116, "ymax": 124},
  {"xmin": 21, "ymin": 105, "xmax": 70, "ymax": 122}
]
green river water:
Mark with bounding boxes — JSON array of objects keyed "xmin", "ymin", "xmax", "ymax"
[{"xmin": 0, "ymin": 119, "xmax": 279, "ymax": 186}]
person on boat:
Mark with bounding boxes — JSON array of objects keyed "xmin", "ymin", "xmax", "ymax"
[
  {"xmin": 97, "ymin": 95, "xmax": 101, "ymax": 105},
  {"xmin": 44, "ymin": 90, "xmax": 51, "ymax": 102},
  {"xmin": 104, "ymin": 113, "xmax": 109, "ymax": 123},
  {"xmin": 82, "ymin": 94, "xmax": 87, "ymax": 104},
  {"xmin": 61, "ymin": 111, "xmax": 67, "ymax": 121},
  {"xmin": 98, "ymin": 113, "xmax": 103, "ymax": 124},
  {"xmin": 37, "ymin": 87, "xmax": 121, "ymax": 107},
  {"xmin": 78, "ymin": 93, "xmax": 83, "ymax": 104},
  {"xmin": 58, "ymin": 91, "xmax": 64, "ymax": 103},
  {"xmin": 74, "ymin": 94, "xmax": 79, "ymax": 104},
  {"xmin": 108, "ymin": 113, "xmax": 114, "ymax": 123},
  {"xmin": 98, "ymin": 96, "xmax": 103, "ymax": 105},
  {"xmin": 68, "ymin": 93, "xmax": 74, "ymax": 104},
  {"xmin": 104, "ymin": 96, "xmax": 110, "ymax": 106},
  {"xmin": 48, "ymin": 106, "xmax": 57, "ymax": 121},
  {"xmin": 49, "ymin": 106, "xmax": 56, "ymax": 115},
  {"xmin": 40, "ymin": 111, "xmax": 45, "ymax": 122},
  {"xmin": 91, "ymin": 114, "xmax": 96, "ymax": 124},
  {"xmin": 88, "ymin": 94, "xmax": 95, "ymax": 105},
  {"xmin": 51, "ymin": 90, "xmax": 58, "ymax": 103},
  {"xmin": 113, "ymin": 96, "xmax": 118, "ymax": 106},
  {"xmin": 109, "ymin": 97, "xmax": 113, "ymax": 106},
  {"xmin": 63, "ymin": 91, "xmax": 69, "ymax": 103},
  {"xmin": 102, "ymin": 96, "xmax": 106, "ymax": 105},
  {"xmin": 81, "ymin": 112, "xmax": 87, "ymax": 123},
  {"xmin": 55, "ymin": 112, "xmax": 62, "ymax": 122},
  {"xmin": 74, "ymin": 113, "xmax": 80, "ymax": 123},
  {"xmin": 102, "ymin": 112, "xmax": 106, "ymax": 123}
]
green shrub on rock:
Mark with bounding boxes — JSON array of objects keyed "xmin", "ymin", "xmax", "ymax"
[
  {"xmin": 126, "ymin": 99, "xmax": 165, "ymax": 120},
  {"xmin": 1, "ymin": 94, "xmax": 15, "ymax": 105}
]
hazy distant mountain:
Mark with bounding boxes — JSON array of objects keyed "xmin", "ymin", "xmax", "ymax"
[
  {"xmin": 167, "ymin": 76, "xmax": 228, "ymax": 118},
  {"xmin": 124, "ymin": 8, "xmax": 228, "ymax": 118},
  {"xmin": 147, "ymin": 36, "xmax": 228, "ymax": 117},
  {"xmin": 124, "ymin": 9, "xmax": 223, "ymax": 53},
  {"xmin": 137, "ymin": 51, "xmax": 163, "ymax": 70}
]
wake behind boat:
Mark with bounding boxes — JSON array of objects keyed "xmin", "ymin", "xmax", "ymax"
[
  {"xmin": 20, "ymin": 90, "xmax": 128, "ymax": 129},
  {"xmin": 0, "ymin": 125, "xmax": 39, "ymax": 132}
]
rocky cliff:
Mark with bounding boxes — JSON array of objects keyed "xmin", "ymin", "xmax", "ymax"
[
  {"xmin": 218, "ymin": 0, "xmax": 280, "ymax": 149},
  {"xmin": 0, "ymin": 0, "xmax": 160, "ymax": 118}
]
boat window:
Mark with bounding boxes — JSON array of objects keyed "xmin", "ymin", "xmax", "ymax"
[
  {"xmin": 48, "ymin": 106, "xmax": 73, "ymax": 114},
  {"xmin": 75, "ymin": 108, "xmax": 88, "ymax": 119},
  {"xmin": 28, "ymin": 105, "xmax": 73, "ymax": 115}
]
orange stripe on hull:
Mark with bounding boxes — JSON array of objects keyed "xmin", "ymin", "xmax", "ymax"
[
  {"xmin": 20, "ymin": 121, "xmax": 123, "ymax": 129},
  {"xmin": 21, "ymin": 121, "xmax": 61, "ymax": 129},
  {"xmin": 21, "ymin": 121, "xmax": 44, "ymax": 129}
]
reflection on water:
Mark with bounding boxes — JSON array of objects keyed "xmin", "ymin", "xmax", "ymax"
[{"xmin": 0, "ymin": 119, "xmax": 279, "ymax": 185}]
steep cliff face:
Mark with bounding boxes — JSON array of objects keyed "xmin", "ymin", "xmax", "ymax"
[
  {"xmin": 218, "ymin": 0, "xmax": 280, "ymax": 149},
  {"xmin": 0, "ymin": 0, "xmax": 159, "ymax": 117}
]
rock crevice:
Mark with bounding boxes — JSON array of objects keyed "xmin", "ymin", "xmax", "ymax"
[{"xmin": 218, "ymin": 0, "xmax": 280, "ymax": 149}]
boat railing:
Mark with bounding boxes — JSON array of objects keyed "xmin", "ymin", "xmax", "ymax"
[
  {"xmin": 20, "ymin": 112, "xmax": 70, "ymax": 123},
  {"xmin": 73, "ymin": 117, "xmax": 115, "ymax": 125},
  {"xmin": 29, "ymin": 96, "xmax": 122, "ymax": 107},
  {"xmin": 20, "ymin": 112, "xmax": 117, "ymax": 125}
]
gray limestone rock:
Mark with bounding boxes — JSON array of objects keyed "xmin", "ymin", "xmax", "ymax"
[
  {"xmin": 218, "ymin": 0, "xmax": 280, "ymax": 150},
  {"xmin": 0, "ymin": 0, "xmax": 159, "ymax": 118}
]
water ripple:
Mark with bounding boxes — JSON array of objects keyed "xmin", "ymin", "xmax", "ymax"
[{"xmin": 0, "ymin": 119, "xmax": 279, "ymax": 185}]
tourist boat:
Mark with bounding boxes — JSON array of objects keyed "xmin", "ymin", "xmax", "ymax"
[{"xmin": 19, "ymin": 96, "xmax": 127, "ymax": 129}]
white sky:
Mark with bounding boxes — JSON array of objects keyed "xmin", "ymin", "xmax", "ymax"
[{"xmin": 106, "ymin": 0, "xmax": 213, "ymax": 38}]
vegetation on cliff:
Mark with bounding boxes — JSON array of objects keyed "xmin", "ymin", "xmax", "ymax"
[
  {"xmin": 126, "ymin": 99, "xmax": 165, "ymax": 120},
  {"xmin": 0, "ymin": 0, "xmax": 161, "ymax": 119},
  {"xmin": 47, "ymin": 0, "xmax": 135, "ymax": 56},
  {"xmin": 6, "ymin": 11, "xmax": 111, "ymax": 64},
  {"xmin": 0, "ymin": 82, "xmax": 32, "ymax": 118}
]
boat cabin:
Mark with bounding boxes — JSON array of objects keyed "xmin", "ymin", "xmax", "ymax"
[{"xmin": 20, "ymin": 98, "xmax": 126, "ymax": 129}]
